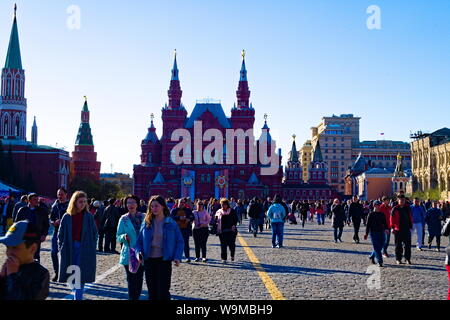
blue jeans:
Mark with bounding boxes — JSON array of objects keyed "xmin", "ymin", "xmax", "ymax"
[
  {"xmin": 370, "ymin": 232, "xmax": 385, "ymax": 264},
  {"xmin": 317, "ymin": 214, "xmax": 325, "ymax": 225},
  {"xmin": 271, "ymin": 222, "xmax": 284, "ymax": 247},
  {"xmin": 383, "ymin": 230, "xmax": 391, "ymax": 253},
  {"xmin": 333, "ymin": 227, "xmax": 343, "ymax": 241},
  {"xmin": 51, "ymin": 231, "xmax": 59, "ymax": 276},
  {"xmin": 249, "ymin": 218, "xmax": 258, "ymax": 234},
  {"xmin": 72, "ymin": 241, "xmax": 85, "ymax": 300},
  {"xmin": 180, "ymin": 229, "xmax": 190, "ymax": 259}
]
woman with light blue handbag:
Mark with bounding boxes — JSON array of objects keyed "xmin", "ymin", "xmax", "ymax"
[{"xmin": 116, "ymin": 195, "xmax": 145, "ymax": 300}]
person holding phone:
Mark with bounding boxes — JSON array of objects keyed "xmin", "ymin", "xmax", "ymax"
[{"xmin": 135, "ymin": 195, "xmax": 184, "ymax": 300}]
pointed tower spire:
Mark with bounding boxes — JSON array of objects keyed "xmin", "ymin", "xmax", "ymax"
[
  {"xmin": 236, "ymin": 50, "xmax": 250, "ymax": 108},
  {"xmin": 240, "ymin": 50, "xmax": 247, "ymax": 81},
  {"xmin": 312, "ymin": 140, "xmax": 323, "ymax": 162},
  {"xmin": 167, "ymin": 49, "xmax": 182, "ymax": 109},
  {"xmin": 144, "ymin": 113, "xmax": 159, "ymax": 144},
  {"xmin": 76, "ymin": 96, "xmax": 93, "ymax": 145},
  {"xmin": 394, "ymin": 153, "xmax": 405, "ymax": 177},
  {"xmin": 5, "ymin": 4, "xmax": 22, "ymax": 70},
  {"xmin": 259, "ymin": 113, "xmax": 272, "ymax": 144},
  {"xmin": 289, "ymin": 134, "xmax": 299, "ymax": 163},
  {"xmin": 171, "ymin": 49, "xmax": 179, "ymax": 81},
  {"xmin": 31, "ymin": 116, "xmax": 37, "ymax": 145}
]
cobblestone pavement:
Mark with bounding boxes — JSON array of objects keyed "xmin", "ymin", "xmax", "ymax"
[{"xmin": 1, "ymin": 218, "xmax": 448, "ymax": 300}]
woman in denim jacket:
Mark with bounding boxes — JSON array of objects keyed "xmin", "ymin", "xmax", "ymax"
[{"xmin": 135, "ymin": 195, "xmax": 184, "ymax": 300}]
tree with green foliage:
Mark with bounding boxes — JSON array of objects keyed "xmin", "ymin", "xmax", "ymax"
[
  {"xmin": 69, "ymin": 176, "xmax": 122, "ymax": 200},
  {"xmin": 409, "ymin": 188, "xmax": 442, "ymax": 201}
]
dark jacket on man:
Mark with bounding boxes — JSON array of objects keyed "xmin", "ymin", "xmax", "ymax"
[
  {"xmin": 331, "ymin": 204, "xmax": 346, "ymax": 228},
  {"xmin": 391, "ymin": 205, "xmax": 413, "ymax": 233},
  {"xmin": 15, "ymin": 206, "xmax": 50, "ymax": 239},
  {"xmin": 101, "ymin": 205, "xmax": 120, "ymax": 231},
  {"xmin": 366, "ymin": 211, "xmax": 388, "ymax": 234},
  {"xmin": 50, "ymin": 200, "xmax": 69, "ymax": 235},
  {"xmin": 348, "ymin": 202, "xmax": 364, "ymax": 222},
  {"xmin": 0, "ymin": 261, "xmax": 49, "ymax": 300},
  {"xmin": 12, "ymin": 201, "xmax": 27, "ymax": 222},
  {"xmin": 247, "ymin": 201, "xmax": 263, "ymax": 219}
]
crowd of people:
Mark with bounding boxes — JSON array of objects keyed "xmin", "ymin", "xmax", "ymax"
[{"xmin": 0, "ymin": 189, "xmax": 449, "ymax": 300}]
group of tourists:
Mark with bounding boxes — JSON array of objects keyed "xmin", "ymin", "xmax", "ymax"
[{"xmin": 0, "ymin": 189, "xmax": 449, "ymax": 300}]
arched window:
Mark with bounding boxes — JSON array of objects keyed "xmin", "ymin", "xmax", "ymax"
[
  {"xmin": 6, "ymin": 80, "xmax": 11, "ymax": 96},
  {"xmin": 15, "ymin": 117, "xmax": 20, "ymax": 136},
  {"xmin": 2, "ymin": 116, "xmax": 9, "ymax": 136},
  {"xmin": 147, "ymin": 152, "xmax": 152, "ymax": 164}
]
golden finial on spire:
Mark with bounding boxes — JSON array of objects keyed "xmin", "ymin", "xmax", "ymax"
[
  {"xmin": 83, "ymin": 95, "xmax": 87, "ymax": 102},
  {"xmin": 242, "ymin": 49, "xmax": 246, "ymax": 60}
]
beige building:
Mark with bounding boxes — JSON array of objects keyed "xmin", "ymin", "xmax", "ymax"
[
  {"xmin": 308, "ymin": 114, "xmax": 411, "ymax": 194},
  {"xmin": 411, "ymin": 128, "xmax": 450, "ymax": 200},
  {"xmin": 100, "ymin": 173, "xmax": 134, "ymax": 195},
  {"xmin": 300, "ymin": 140, "xmax": 313, "ymax": 182}
]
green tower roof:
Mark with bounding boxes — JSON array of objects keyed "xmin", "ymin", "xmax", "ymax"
[
  {"xmin": 76, "ymin": 99, "xmax": 94, "ymax": 146},
  {"xmin": 75, "ymin": 123, "xmax": 94, "ymax": 146},
  {"xmin": 5, "ymin": 8, "xmax": 23, "ymax": 70}
]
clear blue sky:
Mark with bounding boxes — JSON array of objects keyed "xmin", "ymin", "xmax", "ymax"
[{"xmin": 1, "ymin": 0, "xmax": 449, "ymax": 175}]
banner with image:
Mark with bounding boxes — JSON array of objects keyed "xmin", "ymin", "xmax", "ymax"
[
  {"xmin": 214, "ymin": 169, "xmax": 229, "ymax": 199},
  {"xmin": 181, "ymin": 169, "xmax": 196, "ymax": 200}
]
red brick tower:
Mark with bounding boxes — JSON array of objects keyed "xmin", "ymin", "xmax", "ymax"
[
  {"xmin": 70, "ymin": 97, "xmax": 101, "ymax": 182},
  {"xmin": 161, "ymin": 50, "xmax": 187, "ymax": 166}
]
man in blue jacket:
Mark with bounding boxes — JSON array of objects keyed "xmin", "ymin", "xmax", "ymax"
[
  {"xmin": 267, "ymin": 195, "xmax": 287, "ymax": 248},
  {"xmin": 411, "ymin": 198, "xmax": 426, "ymax": 251}
]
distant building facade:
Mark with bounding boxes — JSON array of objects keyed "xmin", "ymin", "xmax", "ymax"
[
  {"xmin": 346, "ymin": 152, "xmax": 411, "ymax": 201},
  {"xmin": 100, "ymin": 173, "xmax": 133, "ymax": 195},
  {"xmin": 282, "ymin": 137, "xmax": 336, "ymax": 201},
  {"xmin": 411, "ymin": 128, "xmax": 450, "ymax": 200},
  {"xmin": 307, "ymin": 114, "xmax": 411, "ymax": 194},
  {"xmin": 133, "ymin": 52, "xmax": 283, "ymax": 200},
  {"xmin": 299, "ymin": 140, "xmax": 312, "ymax": 183}
]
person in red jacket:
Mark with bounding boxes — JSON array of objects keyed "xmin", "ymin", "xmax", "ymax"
[
  {"xmin": 379, "ymin": 196, "xmax": 392, "ymax": 258},
  {"xmin": 390, "ymin": 195, "xmax": 413, "ymax": 265}
]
